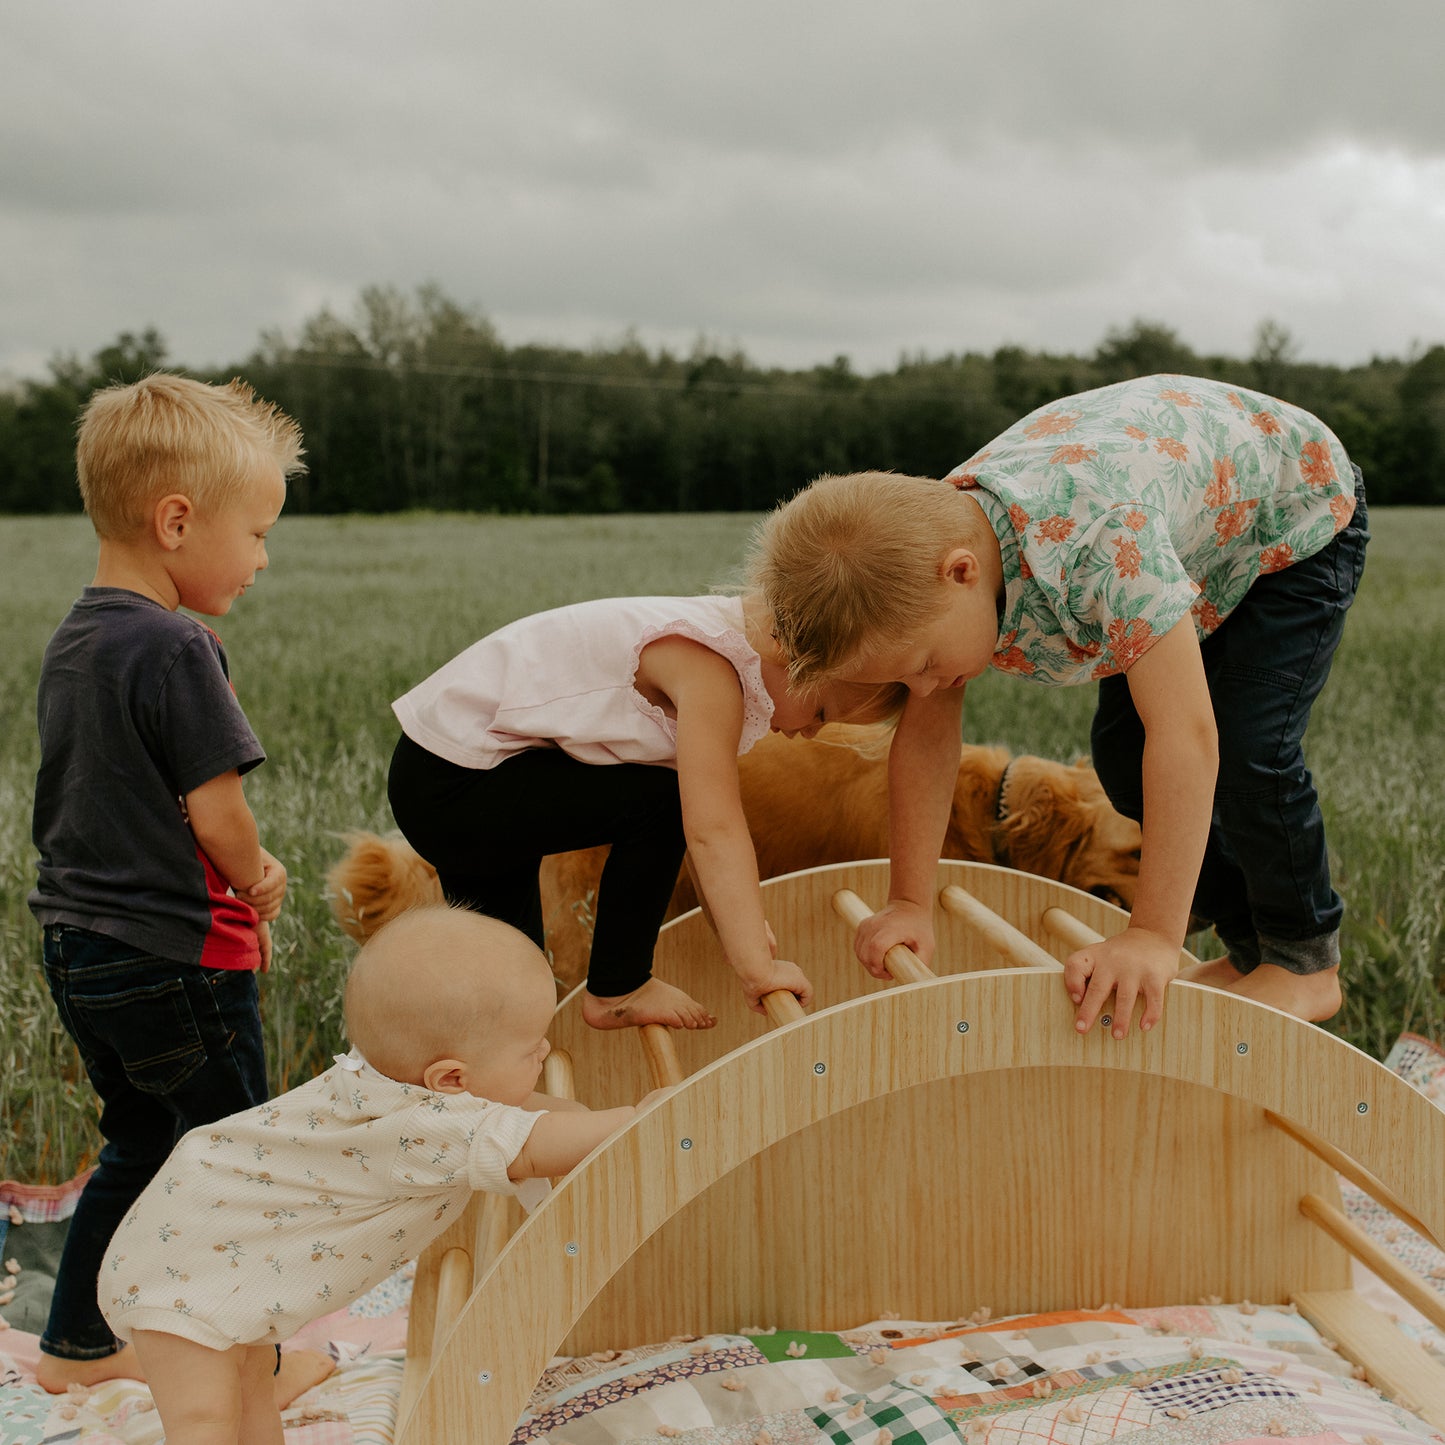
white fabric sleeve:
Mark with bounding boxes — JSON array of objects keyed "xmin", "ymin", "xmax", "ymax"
[
  {"xmin": 465, "ymin": 1103, "xmax": 547, "ymax": 1193},
  {"xmin": 388, "ymin": 1097, "xmax": 545, "ymax": 1196}
]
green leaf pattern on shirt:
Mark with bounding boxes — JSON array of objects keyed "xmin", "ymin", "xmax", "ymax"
[{"xmin": 948, "ymin": 375, "xmax": 1356, "ymax": 685}]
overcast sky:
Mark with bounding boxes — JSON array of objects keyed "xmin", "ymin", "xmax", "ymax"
[{"xmin": 4, "ymin": 0, "xmax": 1443, "ymax": 384}]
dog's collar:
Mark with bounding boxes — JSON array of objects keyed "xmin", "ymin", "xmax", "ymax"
[{"xmin": 989, "ymin": 758, "xmax": 1015, "ymax": 865}]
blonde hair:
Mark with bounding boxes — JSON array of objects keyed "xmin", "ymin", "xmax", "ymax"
[
  {"xmin": 76, "ymin": 373, "xmax": 306, "ymax": 537},
  {"xmin": 344, "ymin": 905, "xmax": 549, "ymax": 1084},
  {"xmin": 825, "ymin": 678, "xmax": 909, "ymax": 727},
  {"xmin": 749, "ymin": 471, "xmax": 984, "ymax": 686}
]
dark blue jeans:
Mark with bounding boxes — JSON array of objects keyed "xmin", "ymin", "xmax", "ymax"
[
  {"xmin": 1091, "ymin": 471, "xmax": 1369, "ymax": 974},
  {"xmin": 39, "ymin": 924, "xmax": 269, "ymax": 1360}
]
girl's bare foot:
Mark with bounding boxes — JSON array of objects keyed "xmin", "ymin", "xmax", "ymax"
[
  {"xmin": 35, "ymin": 1343, "xmax": 334, "ymax": 1408},
  {"xmin": 582, "ymin": 978, "xmax": 716, "ymax": 1030},
  {"xmin": 1177, "ymin": 956, "xmax": 1246, "ymax": 989},
  {"xmin": 1224, "ymin": 963, "xmax": 1342, "ymax": 1022}
]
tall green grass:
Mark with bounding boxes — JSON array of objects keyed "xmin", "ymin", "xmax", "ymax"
[{"xmin": 1, "ymin": 510, "xmax": 1441, "ymax": 1181}]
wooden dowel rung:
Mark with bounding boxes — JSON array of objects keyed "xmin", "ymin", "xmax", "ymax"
[
  {"xmin": 1300, "ymin": 1192, "xmax": 1445, "ymax": 1335},
  {"xmin": 941, "ymin": 885, "xmax": 1061, "ymax": 971},
  {"xmin": 1042, "ymin": 905, "xmax": 1200, "ymax": 971},
  {"xmin": 1268, "ymin": 1112, "xmax": 1439, "ymax": 1248},
  {"xmin": 831, "ymin": 889, "xmax": 935, "ymax": 983},
  {"xmin": 762, "ymin": 988, "xmax": 807, "ymax": 1027},
  {"xmin": 540, "ymin": 1046, "xmax": 580, "ymax": 1187},
  {"xmin": 542, "ymin": 1046, "xmax": 575, "ymax": 1102},
  {"xmin": 1041, "ymin": 906, "xmax": 1104, "ymax": 951},
  {"xmin": 639, "ymin": 1024, "xmax": 686, "ymax": 1089},
  {"xmin": 433, "ymin": 1245, "xmax": 473, "ymax": 1342}
]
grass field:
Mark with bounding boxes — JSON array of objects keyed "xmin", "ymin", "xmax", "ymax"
[{"xmin": 2, "ymin": 509, "xmax": 1443, "ymax": 1182}]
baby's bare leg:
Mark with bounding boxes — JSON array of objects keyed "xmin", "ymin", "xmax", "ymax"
[
  {"xmin": 130, "ymin": 1330, "xmax": 282, "ymax": 1445},
  {"xmin": 239, "ymin": 1344, "xmax": 287, "ymax": 1445}
]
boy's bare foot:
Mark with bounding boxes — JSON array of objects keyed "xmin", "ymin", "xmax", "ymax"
[
  {"xmin": 1223, "ymin": 963, "xmax": 1342, "ymax": 1022},
  {"xmin": 35, "ymin": 1343, "xmax": 335, "ymax": 1408},
  {"xmin": 36, "ymin": 1343, "xmax": 143, "ymax": 1392},
  {"xmin": 1177, "ymin": 956, "xmax": 1246, "ymax": 989},
  {"xmin": 582, "ymin": 978, "xmax": 716, "ymax": 1030}
]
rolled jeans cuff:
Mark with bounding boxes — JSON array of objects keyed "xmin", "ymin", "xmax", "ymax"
[
  {"xmin": 1215, "ymin": 929, "xmax": 1261, "ymax": 975},
  {"xmin": 1259, "ymin": 929, "xmax": 1340, "ymax": 976}
]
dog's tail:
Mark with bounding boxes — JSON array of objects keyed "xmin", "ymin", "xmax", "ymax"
[{"xmin": 327, "ymin": 831, "xmax": 444, "ymax": 943}]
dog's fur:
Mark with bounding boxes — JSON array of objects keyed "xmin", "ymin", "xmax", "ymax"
[{"xmin": 329, "ymin": 726, "xmax": 1141, "ymax": 990}]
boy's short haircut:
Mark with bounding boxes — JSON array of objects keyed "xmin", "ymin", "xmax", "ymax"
[
  {"xmin": 76, "ymin": 373, "xmax": 306, "ymax": 537},
  {"xmin": 750, "ymin": 471, "xmax": 975, "ymax": 687}
]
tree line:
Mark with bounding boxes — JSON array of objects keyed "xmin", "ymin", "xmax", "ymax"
[{"xmin": 4, "ymin": 285, "xmax": 1444, "ymax": 515}]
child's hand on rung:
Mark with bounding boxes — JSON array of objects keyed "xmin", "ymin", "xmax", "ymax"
[
  {"xmin": 1063, "ymin": 926, "xmax": 1178, "ymax": 1039},
  {"xmin": 736, "ymin": 958, "xmax": 814, "ymax": 1015},
  {"xmin": 853, "ymin": 900, "xmax": 935, "ymax": 980}
]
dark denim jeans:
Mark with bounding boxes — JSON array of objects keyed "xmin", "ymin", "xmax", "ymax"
[
  {"xmin": 1091, "ymin": 470, "xmax": 1369, "ymax": 974},
  {"xmin": 39, "ymin": 924, "xmax": 269, "ymax": 1360}
]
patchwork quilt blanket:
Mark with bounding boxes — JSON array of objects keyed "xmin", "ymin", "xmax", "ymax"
[{"xmin": 1, "ymin": 1036, "xmax": 1442, "ymax": 1445}]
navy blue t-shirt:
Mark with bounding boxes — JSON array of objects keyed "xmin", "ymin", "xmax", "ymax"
[{"xmin": 30, "ymin": 588, "xmax": 267, "ymax": 968}]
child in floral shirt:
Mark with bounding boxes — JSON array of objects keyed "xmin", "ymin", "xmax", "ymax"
[
  {"xmin": 753, "ymin": 374, "xmax": 1367, "ymax": 1036},
  {"xmin": 101, "ymin": 905, "xmax": 665, "ymax": 1443}
]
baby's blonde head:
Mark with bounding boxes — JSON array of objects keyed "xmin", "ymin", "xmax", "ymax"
[
  {"xmin": 749, "ymin": 471, "xmax": 983, "ymax": 687},
  {"xmin": 76, "ymin": 373, "xmax": 305, "ymax": 538},
  {"xmin": 344, "ymin": 906, "xmax": 554, "ymax": 1085}
]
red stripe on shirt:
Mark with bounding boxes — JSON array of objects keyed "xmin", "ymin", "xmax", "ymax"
[{"xmin": 196, "ymin": 846, "xmax": 261, "ymax": 970}]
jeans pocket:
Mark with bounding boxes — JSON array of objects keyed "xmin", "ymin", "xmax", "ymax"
[{"xmin": 69, "ymin": 977, "xmax": 208, "ymax": 1096}]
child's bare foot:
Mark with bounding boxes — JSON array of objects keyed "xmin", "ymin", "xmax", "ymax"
[
  {"xmin": 1177, "ymin": 956, "xmax": 1246, "ymax": 989},
  {"xmin": 36, "ymin": 1343, "xmax": 142, "ymax": 1392},
  {"xmin": 35, "ymin": 1343, "xmax": 334, "ymax": 1408},
  {"xmin": 1224, "ymin": 963, "xmax": 1342, "ymax": 1022},
  {"xmin": 582, "ymin": 978, "xmax": 716, "ymax": 1030},
  {"xmin": 275, "ymin": 1347, "xmax": 337, "ymax": 1406}
]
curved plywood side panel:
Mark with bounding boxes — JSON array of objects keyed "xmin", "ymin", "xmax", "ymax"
[
  {"xmin": 399, "ymin": 950, "xmax": 1445, "ymax": 1444},
  {"xmin": 560, "ymin": 1068, "xmax": 1345, "ymax": 1355}
]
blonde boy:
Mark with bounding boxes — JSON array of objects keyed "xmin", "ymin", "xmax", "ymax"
[
  {"xmin": 28, "ymin": 374, "xmax": 306, "ymax": 1393},
  {"xmin": 103, "ymin": 907, "xmax": 660, "ymax": 1445},
  {"xmin": 754, "ymin": 375, "xmax": 1367, "ymax": 1036}
]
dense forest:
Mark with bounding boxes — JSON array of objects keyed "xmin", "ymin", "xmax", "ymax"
[{"xmin": 3, "ymin": 284, "xmax": 1444, "ymax": 514}]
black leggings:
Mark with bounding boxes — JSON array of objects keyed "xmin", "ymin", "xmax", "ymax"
[{"xmin": 387, "ymin": 734, "xmax": 686, "ymax": 995}]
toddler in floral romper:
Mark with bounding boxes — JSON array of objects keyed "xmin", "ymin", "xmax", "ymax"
[
  {"xmin": 101, "ymin": 906, "xmax": 661, "ymax": 1444},
  {"xmin": 754, "ymin": 374, "xmax": 1367, "ymax": 1036}
]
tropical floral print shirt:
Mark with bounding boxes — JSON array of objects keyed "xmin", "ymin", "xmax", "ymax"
[
  {"xmin": 947, "ymin": 375, "xmax": 1358, "ymax": 685},
  {"xmin": 99, "ymin": 1052, "xmax": 543, "ymax": 1350}
]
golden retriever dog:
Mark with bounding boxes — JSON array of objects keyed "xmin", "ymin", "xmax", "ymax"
[{"xmin": 329, "ymin": 726, "xmax": 1141, "ymax": 991}]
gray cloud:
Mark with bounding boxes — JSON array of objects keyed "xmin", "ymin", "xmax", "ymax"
[{"xmin": 3, "ymin": 0, "xmax": 1443, "ymax": 382}]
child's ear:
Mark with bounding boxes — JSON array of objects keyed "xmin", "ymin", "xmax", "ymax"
[
  {"xmin": 939, "ymin": 546, "xmax": 979, "ymax": 586},
  {"xmin": 153, "ymin": 494, "xmax": 194, "ymax": 551},
  {"xmin": 422, "ymin": 1058, "xmax": 469, "ymax": 1094}
]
